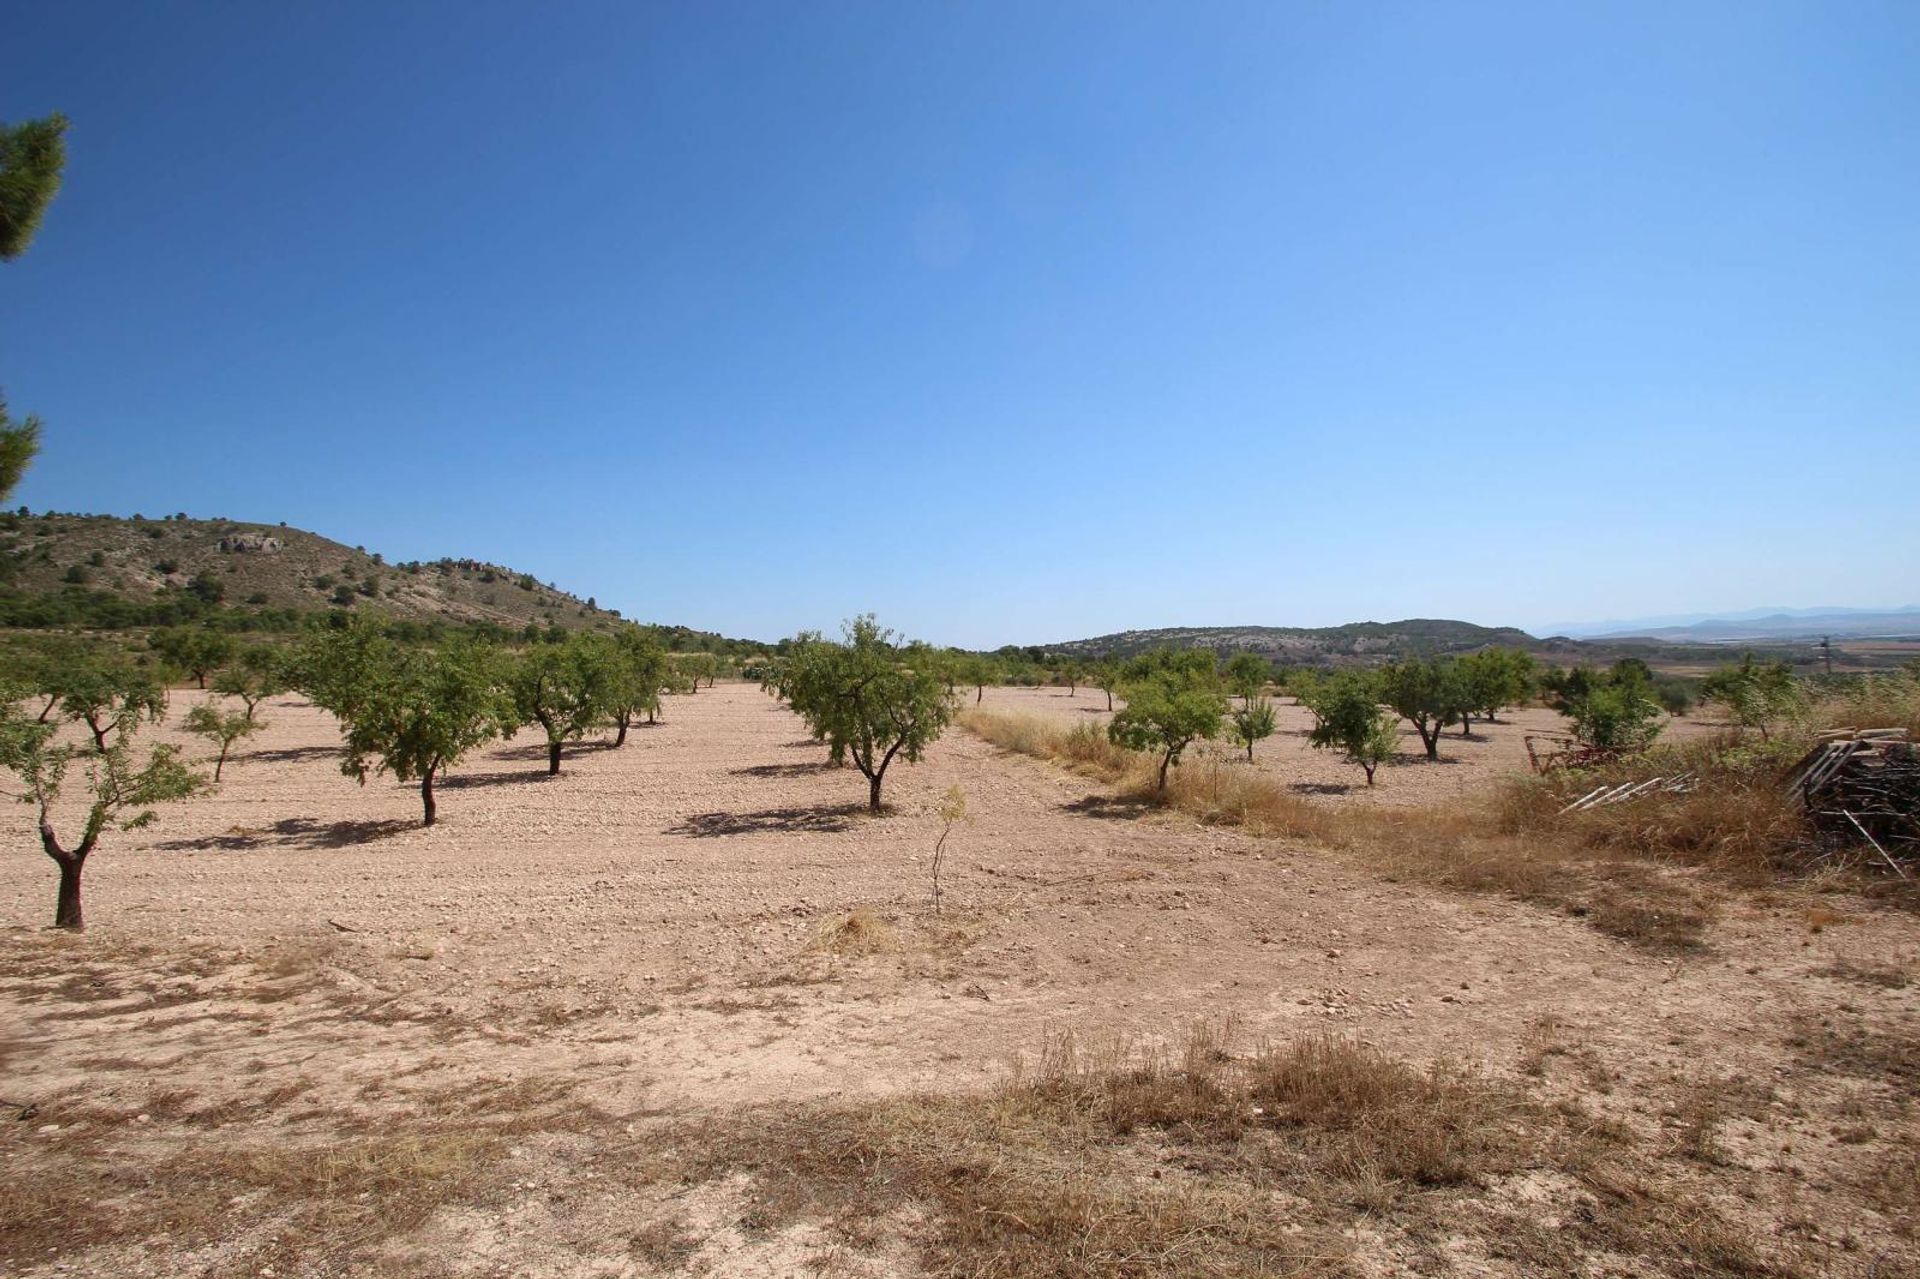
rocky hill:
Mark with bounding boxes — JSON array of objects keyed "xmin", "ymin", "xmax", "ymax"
[{"xmin": 0, "ymin": 510, "xmax": 629, "ymax": 632}]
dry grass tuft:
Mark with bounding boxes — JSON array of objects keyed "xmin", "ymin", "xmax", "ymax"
[{"xmin": 812, "ymin": 906, "xmax": 898, "ymax": 955}]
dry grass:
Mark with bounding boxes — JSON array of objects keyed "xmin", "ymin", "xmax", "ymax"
[
  {"xmin": 664, "ymin": 1024, "xmax": 1803, "ymax": 1278},
  {"xmin": 964, "ymin": 697, "xmax": 1919, "ymax": 953},
  {"xmin": 811, "ymin": 906, "xmax": 899, "ymax": 955}
]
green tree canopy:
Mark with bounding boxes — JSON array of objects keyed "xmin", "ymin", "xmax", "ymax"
[
  {"xmin": 1377, "ymin": 657, "xmax": 1469, "ymax": 760},
  {"xmin": 1456, "ymin": 648, "xmax": 1537, "ymax": 725},
  {"xmin": 151, "ymin": 625, "xmax": 238, "ymax": 688},
  {"xmin": 607, "ymin": 628, "xmax": 673, "ymax": 744},
  {"xmin": 1699, "ymin": 653, "xmax": 1803, "ymax": 741},
  {"xmin": 1223, "ymin": 653, "xmax": 1270, "ymax": 704},
  {"xmin": 773, "ymin": 615, "xmax": 955, "ymax": 812},
  {"xmin": 1108, "ymin": 649, "xmax": 1226, "ymax": 792},
  {"xmin": 211, "ymin": 643, "xmax": 289, "ymax": 721},
  {"xmin": 60, "ymin": 658, "xmax": 168, "ymax": 753},
  {"xmin": 331, "ymin": 639, "xmax": 513, "ymax": 825},
  {"xmin": 0, "ymin": 394, "xmax": 41, "ymax": 505},
  {"xmin": 508, "ymin": 632, "xmax": 618, "ymax": 774},
  {"xmin": 1227, "ymin": 695, "xmax": 1277, "ymax": 762},
  {"xmin": 1303, "ymin": 671, "xmax": 1398, "ymax": 785},
  {"xmin": 0, "ymin": 112, "xmax": 67, "ymax": 260},
  {"xmin": 0, "ymin": 703, "xmax": 204, "ymax": 929},
  {"xmin": 184, "ymin": 703, "xmax": 263, "ymax": 781}
]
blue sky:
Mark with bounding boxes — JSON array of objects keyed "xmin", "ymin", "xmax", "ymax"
[{"xmin": 3, "ymin": 2, "xmax": 1916, "ymax": 647}]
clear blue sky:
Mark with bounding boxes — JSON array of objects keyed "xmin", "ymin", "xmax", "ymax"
[{"xmin": 4, "ymin": 2, "xmax": 1917, "ymax": 647}]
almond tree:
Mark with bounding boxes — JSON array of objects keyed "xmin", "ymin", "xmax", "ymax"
[
  {"xmin": 335, "ymin": 641, "xmax": 512, "ymax": 824},
  {"xmin": 1108, "ymin": 650, "xmax": 1226, "ymax": 792},
  {"xmin": 1304, "ymin": 672, "xmax": 1399, "ymax": 785},
  {"xmin": 1377, "ymin": 658, "xmax": 1468, "ymax": 761},
  {"xmin": 60, "ymin": 659, "xmax": 168, "ymax": 753},
  {"xmin": 509, "ymin": 633, "xmax": 617, "ymax": 774},
  {"xmin": 184, "ymin": 703, "xmax": 262, "ymax": 781},
  {"xmin": 1224, "ymin": 653, "xmax": 1270, "ymax": 706},
  {"xmin": 211, "ymin": 644, "xmax": 288, "ymax": 721},
  {"xmin": 774, "ymin": 616, "xmax": 955, "ymax": 812},
  {"xmin": 150, "ymin": 626, "xmax": 237, "ymax": 689},
  {"xmin": 0, "ymin": 711, "xmax": 204, "ymax": 929},
  {"xmin": 1091, "ymin": 658, "xmax": 1123, "ymax": 712},
  {"xmin": 607, "ymin": 629, "xmax": 672, "ymax": 744},
  {"xmin": 1228, "ymin": 695, "xmax": 1277, "ymax": 761},
  {"xmin": 1456, "ymin": 647, "xmax": 1537, "ymax": 726}
]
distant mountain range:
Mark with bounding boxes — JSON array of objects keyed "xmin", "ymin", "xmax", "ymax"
[{"xmin": 1552, "ymin": 607, "xmax": 1920, "ymax": 644}]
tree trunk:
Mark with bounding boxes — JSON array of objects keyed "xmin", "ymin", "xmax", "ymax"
[
  {"xmin": 548, "ymin": 741, "xmax": 562, "ymax": 775},
  {"xmin": 214, "ymin": 745, "xmax": 229, "ymax": 781},
  {"xmin": 55, "ymin": 858, "xmax": 84, "ymax": 930},
  {"xmin": 976, "ymin": 686, "xmax": 984, "ymax": 704},
  {"xmin": 88, "ymin": 718, "xmax": 109, "ymax": 753},
  {"xmin": 648, "ymin": 706, "xmax": 657, "ymax": 724},
  {"xmin": 37, "ymin": 695, "xmax": 57, "ymax": 723},
  {"xmin": 421, "ymin": 769, "xmax": 437, "ymax": 826},
  {"xmin": 1246, "ymin": 740, "xmax": 1254, "ymax": 762},
  {"xmin": 1157, "ymin": 750, "xmax": 1173, "ymax": 793},
  {"xmin": 868, "ymin": 772, "xmax": 884, "ymax": 812},
  {"xmin": 1419, "ymin": 722, "xmax": 1439, "ymax": 760},
  {"xmin": 42, "ymin": 824, "xmax": 88, "ymax": 931},
  {"xmin": 1363, "ymin": 762, "xmax": 1377, "ymax": 786},
  {"xmin": 196, "ymin": 671, "xmax": 207, "ymax": 689},
  {"xmin": 1105, "ymin": 690, "xmax": 1113, "ymax": 712},
  {"xmin": 614, "ymin": 712, "xmax": 630, "ymax": 747}
]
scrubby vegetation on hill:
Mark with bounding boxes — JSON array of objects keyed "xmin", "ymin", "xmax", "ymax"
[{"xmin": 0, "ymin": 509, "xmax": 760, "ymax": 654}]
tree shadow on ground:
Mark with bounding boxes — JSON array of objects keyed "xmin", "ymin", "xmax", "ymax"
[
  {"xmin": 438, "ymin": 769, "xmax": 552, "ymax": 789},
  {"xmin": 1290, "ymin": 781, "xmax": 1356, "ymax": 797},
  {"xmin": 731, "ymin": 761, "xmax": 835, "ymax": 779},
  {"xmin": 487, "ymin": 740, "xmax": 619, "ymax": 762},
  {"xmin": 1061, "ymin": 794, "xmax": 1157, "ymax": 822},
  {"xmin": 152, "ymin": 817, "xmax": 415, "ymax": 853},
  {"xmin": 780, "ymin": 739, "xmax": 827, "ymax": 751},
  {"xmin": 667, "ymin": 804, "xmax": 865, "ymax": 838},
  {"xmin": 239, "ymin": 745, "xmax": 338, "ymax": 765}
]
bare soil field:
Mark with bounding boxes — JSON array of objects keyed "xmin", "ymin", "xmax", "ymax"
[
  {"xmin": 975, "ymin": 684, "xmax": 1726, "ymax": 807},
  {"xmin": 3, "ymin": 684, "xmax": 1917, "ymax": 1277}
]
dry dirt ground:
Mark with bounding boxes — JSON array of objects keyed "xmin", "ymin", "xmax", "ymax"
[{"xmin": 2, "ymin": 684, "xmax": 1916, "ymax": 1277}]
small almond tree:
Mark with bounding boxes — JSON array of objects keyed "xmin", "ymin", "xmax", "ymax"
[
  {"xmin": 931, "ymin": 784, "xmax": 967, "ymax": 914},
  {"xmin": 0, "ymin": 713, "xmax": 205, "ymax": 929},
  {"xmin": 1091, "ymin": 658, "xmax": 1123, "ymax": 712},
  {"xmin": 1304, "ymin": 672, "xmax": 1399, "ymax": 785},
  {"xmin": 1108, "ymin": 650, "xmax": 1226, "ymax": 792},
  {"xmin": 184, "ymin": 703, "xmax": 262, "ymax": 781},
  {"xmin": 211, "ymin": 644, "xmax": 287, "ymax": 721},
  {"xmin": 1228, "ymin": 695, "xmax": 1277, "ymax": 761},
  {"xmin": 1700, "ymin": 654, "xmax": 1803, "ymax": 741}
]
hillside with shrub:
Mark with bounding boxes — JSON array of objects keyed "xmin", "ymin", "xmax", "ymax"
[{"xmin": 0, "ymin": 510, "xmax": 753, "ymax": 651}]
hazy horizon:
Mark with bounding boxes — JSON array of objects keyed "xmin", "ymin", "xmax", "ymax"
[{"xmin": 5, "ymin": 2, "xmax": 1917, "ymax": 647}]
